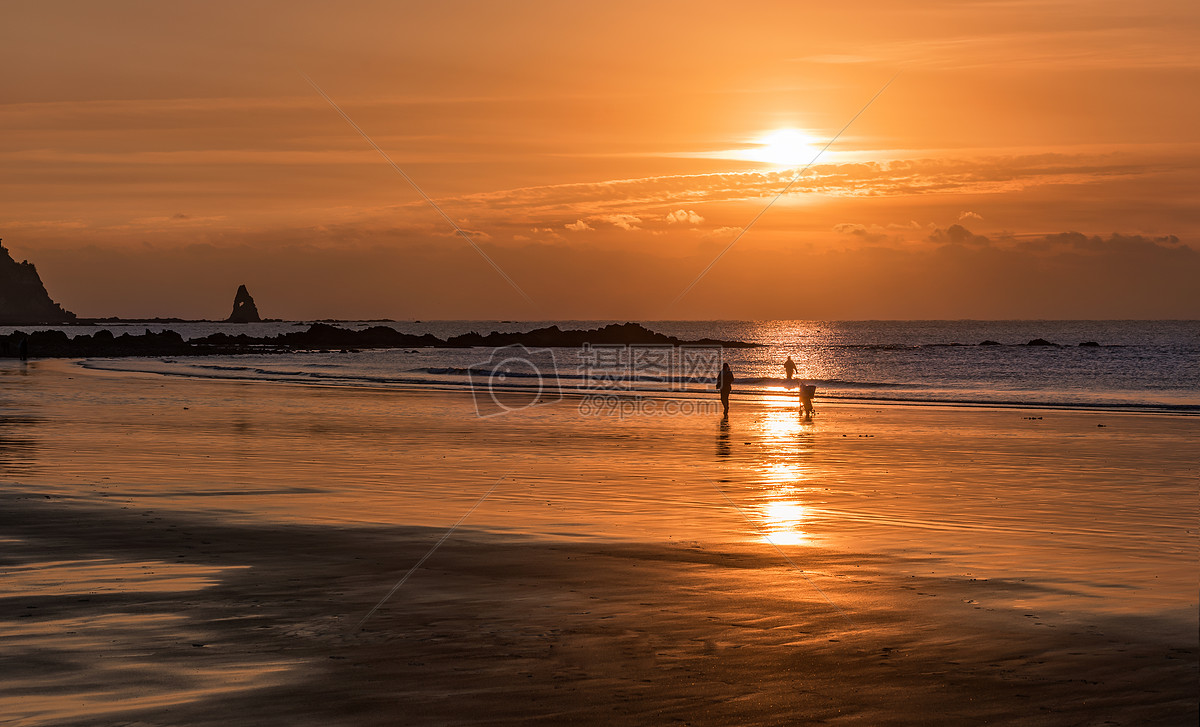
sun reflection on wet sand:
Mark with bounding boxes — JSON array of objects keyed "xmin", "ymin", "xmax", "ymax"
[
  {"xmin": 745, "ymin": 404, "xmax": 821, "ymax": 546},
  {"xmin": 761, "ymin": 461, "xmax": 803, "ymax": 485},
  {"xmin": 758, "ymin": 406, "xmax": 805, "ymax": 444},
  {"xmin": 760, "ymin": 500, "xmax": 809, "ymax": 545}
]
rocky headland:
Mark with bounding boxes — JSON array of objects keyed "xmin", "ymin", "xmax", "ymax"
[{"xmin": 0, "ymin": 240, "xmax": 76, "ymax": 325}]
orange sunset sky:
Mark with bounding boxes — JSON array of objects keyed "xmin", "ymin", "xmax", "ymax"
[{"xmin": 2, "ymin": 0, "xmax": 1198, "ymax": 320}]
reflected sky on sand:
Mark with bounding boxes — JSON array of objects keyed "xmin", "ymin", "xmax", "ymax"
[
  {"xmin": 0, "ymin": 416, "xmax": 38, "ymax": 477},
  {"xmin": 0, "ymin": 363, "xmax": 39, "ymax": 476},
  {"xmin": 0, "ymin": 610, "xmax": 297, "ymax": 725}
]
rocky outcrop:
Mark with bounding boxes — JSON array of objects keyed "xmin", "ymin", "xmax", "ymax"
[
  {"xmin": 443, "ymin": 322, "xmax": 762, "ymax": 349},
  {"xmin": 196, "ymin": 321, "xmax": 760, "ymax": 351},
  {"xmin": 0, "ymin": 239, "xmax": 76, "ymax": 325},
  {"xmin": 1, "ymin": 322, "xmax": 761, "ymax": 358},
  {"xmin": 1, "ymin": 328, "xmax": 190, "ymax": 359},
  {"xmin": 226, "ymin": 285, "xmax": 261, "ymax": 323}
]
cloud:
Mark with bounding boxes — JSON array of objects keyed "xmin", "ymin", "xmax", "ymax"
[
  {"xmin": 597, "ymin": 214, "xmax": 641, "ymax": 230},
  {"xmin": 833, "ymin": 223, "xmax": 868, "ymax": 235},
  {"xmin": 959, "ymin": 211, "xmax": 983, "ymax": 221},
  {"xmin": 666, "ymin": 209, "xmax": 704, "ymax": 225},
  {"xmin": 888, "ymin": 220, "xmax": 927, "ymax": 230},
  {"xmin": 703, "ymin": 226, "xmax": 743, "ymax": 239},
  {"xmin": 834, "ymin": 222, "xmax": 892, "ymax": 244},
  {"xmin": 841, "ymin": 26, "xmax": 1200, "ymax": 72},
  {"xmin": 564, "ymin": 220, "xmax": 594, "ymax": 232},
  {"xmin": 427, "ymin": 151, "xmax": 1180, "ymax": 227},
  {"xmin": 929, "ymin": 224, "xmax": 991, "ymax": 246},
  {"xmin": 1041, "ymin": 231, "xmax": 1183, "ymax": 253}
]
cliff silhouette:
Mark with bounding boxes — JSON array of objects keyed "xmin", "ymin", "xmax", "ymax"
[{"xmin": 0, "ymin": 239, "xmax": 76, "ymax": 325}]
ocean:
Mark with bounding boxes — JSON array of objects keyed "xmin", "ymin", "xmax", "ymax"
[{"xmin": 6, "ymin": 320, "xmax": 1198, "ymax": 414}]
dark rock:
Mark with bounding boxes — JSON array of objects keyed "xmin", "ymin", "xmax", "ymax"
[
  {"xmin": 1025, "ymin": 338, "xmax": 1058, "ymax": 347},
  {"xmin": 0, "ymin": 238, "xmax": 76, "ymax": 324},
  {"xmin": 226, "ymin": 285, "xmax": 261, "ymax": 323},
  {"xmin": 445, "ymin": 322, "xmax": 760, "ymax": 349},
  {"xmin": 1079, "ymin": 341, "xmax": 1100, "ymax": 347},
  {"xmin": 2, "ymin": 327, "xmax": 191, "ymax": 358},
  {"xmin": 4, "ymin": 321, "xmax": 760, "ymax": 359},
  {"xmin": 260, "ymin": 323, "xmax": 442, "ymax": 350},
  {"xmin": 979, "ymin": 340, "xmax": 1001, "ymax": 346}
]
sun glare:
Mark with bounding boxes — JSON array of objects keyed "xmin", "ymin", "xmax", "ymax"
[{"xmin": 752, "ymin": 129, "xmax": 820, "ymax": 166}]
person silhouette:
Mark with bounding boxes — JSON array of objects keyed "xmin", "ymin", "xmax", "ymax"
[
  {"xmin": 717, "ymin": 362, "xmax": 733, "ymax": 416},
  {"xmin": 799, "ymin": 383, "xmax": 816, "ymax": 419},
  {"xmin": 784, "ymin": 356, "xmax": 796, "ymax": 381}
]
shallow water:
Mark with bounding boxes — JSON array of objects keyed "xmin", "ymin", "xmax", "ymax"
[
  {"xmin": 7, "ymin": 319, "xmax": 1198, "ymax": 412},
  {"xmin": 3, "ymin": 360, "xmax": 1196, "ymax": 621}
]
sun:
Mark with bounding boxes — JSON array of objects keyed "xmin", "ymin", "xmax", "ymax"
[{"xmin": 751, "ymin": 129, "xmax": 821, "ymax": 166}]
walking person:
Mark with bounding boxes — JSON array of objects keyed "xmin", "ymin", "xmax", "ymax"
[
  {"xmin": 717, "ymin": 362, "xmax": 733, "ymax": 417},
  {"xmin": 784, "ymin": 356, "xmax": 796, "ymax": 381}
]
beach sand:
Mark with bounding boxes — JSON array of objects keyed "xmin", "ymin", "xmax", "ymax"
[{"xmin": 1, "ymin": 360, "xmax": 1196, "ymax": 725}]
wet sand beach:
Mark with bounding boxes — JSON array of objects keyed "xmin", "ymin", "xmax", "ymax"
[{"xmin": 1, "ymin": 360, "xmax": 1196, "ymax": 725}]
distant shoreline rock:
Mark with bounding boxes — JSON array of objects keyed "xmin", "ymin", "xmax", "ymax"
[{"xmin": 0, "ymin": 321, "xmax": 763, "ymax": 359}]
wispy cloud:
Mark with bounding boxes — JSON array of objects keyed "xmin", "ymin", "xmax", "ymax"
[
  {"xmin": 420, "ymin": 151, "xmax": 1184, "ymax": 225},
  {"xmin": 795, "ymin": 21, "xmax": 1200, "ymax": 71},
  {"xmin": 596, "ymin": 214, "xmax": 641, "ymax": 230}
]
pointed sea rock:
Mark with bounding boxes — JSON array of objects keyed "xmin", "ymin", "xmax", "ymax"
[{"xmin": 226, "ymin": 284, "xmax": 262, "ymax": 323}]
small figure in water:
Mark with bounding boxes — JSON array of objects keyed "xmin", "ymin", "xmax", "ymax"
[
  {"xmin": 784, "ymin": 356, "xmax": 796, "ymax": 381},
  {"xmin": 717, "ymin": 362, "xmax": 733, "ymax": 416}
]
